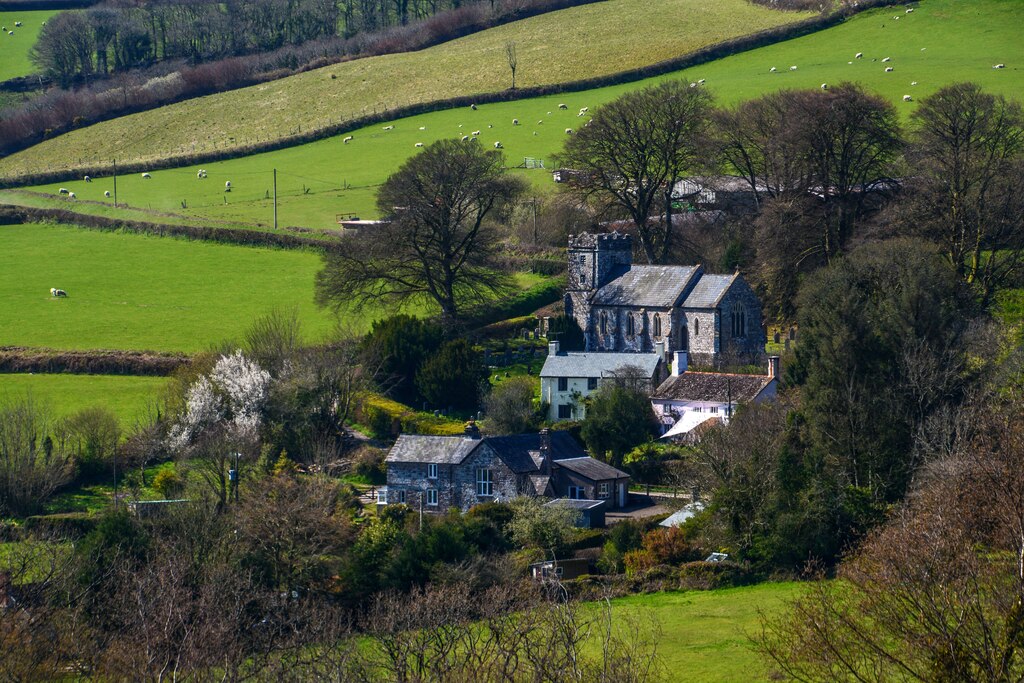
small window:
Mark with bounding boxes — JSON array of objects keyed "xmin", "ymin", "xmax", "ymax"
[
  {"xmin": 653, "ymin": 314, "xmax": 662, "ymax": 337},
  {"xmin": 476, "ymin": 468, "xmax": 493, "ymax": 497},
  {"xmin": 732, "ymin": 308, "xmax": 747, "ymax": 338},
  {"xmin": 558, "ymin": 404, "xmax": 573, "ymax": 419},
  {"xmin": 709, "ymin": 406, "xmax": 719, "ymax": 414},
  {"xmin": 600, "ymin": 312, "xmax": 608, "ymax": 335},
  {"xmin": 578, "ymin": 254, "xmax": 586, "ymax": 263},
  {"xmin": 693, "ymin": 318, "xmax": 700, "ymax": 337},
  {"xmin": 598, "ymin": 482, "xmax": 610, "ymax": 498},
  {"xmin": 427, "ymin": 489, "xmax": 438, "ymax": 506},
  {"xmin": 427, "ymin": 463, "xmax": 438, "ymax": 479},
  {"xmin": 626, "ymin": 314, "xmax": 635, "ymax": 337},
  {"xmin": 587, "ymin": 377, "xmax": 598, "ymax": 390},
  {"xmin": 568, "ymin": 486, "xmax": 585, "ymax": 499},
  {"xmin": 396, "ymin": 489, "xmax": 407, "ymax": 504},
  {"xmin": 693, "ymin": 406, "xmax": 702, "ymax": 413},
  {"xmin": 558, "ymin": 377, "xmax": 568, "ymax": 392},
  {"xmin": 580, "ymin": 274, "xmax": 586, "ymax": 286}
]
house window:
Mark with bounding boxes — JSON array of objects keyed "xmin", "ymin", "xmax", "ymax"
[
  {"xmin": 568, "ymin": 485, "xmax": 585, "ymax": 499},
  {"xmin": 598, "ymin": 482, "xmax": 610, "ymax": 498},
  {"xmin": 427, "ymin": 489, "xmax": 438, "ymax": 506},
  {"xmin": 427, "ymin": 463, "xmax": 438, "ymax": 479},
  {"xmin": 396, "ymin": 489, "xmax": 407, "ymax": 504},
  {"xmin": 693, "ymin": 406, "xmax": 702, "ymax": 413},
  {"xmin": 558, "ymin": 377, "xmax": 568, "ymax": 392},
  {"xmin": 653, "ymin": 314, "xmax": 662, "ymax": 337},
  {"xmin": 709, "ymin": 406, "xmax": 719, "ymax": 414},
  {"xmin": 626, "ymin": 314, "xmax": 636, "ymax": 337},
  {"xmin": 476, "ymin": 468, "xmax": 493, "ymax": 497},
  {"xmin": 558, "ymin": 404, "xmax": 573, "ymax": 419},
  {"xmin": 587, "ymin": 377, "xmax": 598, "ymax": 390}
]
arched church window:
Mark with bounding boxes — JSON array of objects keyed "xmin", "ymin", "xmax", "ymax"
[
  {"xmin": 694, "ymin": 318, "xmax": 700, "ymax": 338},
  {"xmin": 653, "ymin": 314, "xmax": 662, "ymax": 337},
  {"xmin": 626, "ymin": 314, "xmax": 635, "ymax": 337},
  {"xmin": 600, "ymin": 312, "xmax": 607, "ymax": 335}
]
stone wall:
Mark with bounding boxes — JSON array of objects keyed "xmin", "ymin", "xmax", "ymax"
[{"xmin": 716, "ymin": 276, "xmax": 766, "ymax": 364}]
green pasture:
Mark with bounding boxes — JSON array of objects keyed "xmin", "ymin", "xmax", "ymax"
[
  {"xmin": 0, "ymin": 0, "xmax": 811, "ymax": 178},
  {"xmin": 610, "ymin": 582, "xmax": 802, "ymax": 682},
  {"xmin": 0, "ymin": 9, "xmax": 56, "ymax": 81},
  {"xmin": 0, "ymin": 373, "xmax": 167, "ymax": 425},
  {"xmin": 0, "ymin": 222, "xmax": 548, "ymax": 352},
  {"xmin": 20, "ymin": 0, "xmax": 1024, "ymax": 229}
]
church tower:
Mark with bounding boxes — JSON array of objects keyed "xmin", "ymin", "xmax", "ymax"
[{"xmin": 565, "ymin": 232, "xmax": 632, "ymax": 347}]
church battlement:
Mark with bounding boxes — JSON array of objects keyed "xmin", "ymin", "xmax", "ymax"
[{"xmin": 568, "ymin": 232, "xmax": 632, "ymax": 252}]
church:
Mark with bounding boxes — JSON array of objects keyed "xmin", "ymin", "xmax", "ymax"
[{"xmin": 564, "ymin": 232, "xmax": 766, "ymax": 367}]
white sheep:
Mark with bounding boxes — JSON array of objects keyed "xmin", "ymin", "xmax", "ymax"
[
  {"xmin": 885, "ymin": 67, "xmax": 894, "ymax": 72},
  {"xmin": 54, "ymin": 289, "xmax": 67, "ymax": 297},
  {"xmin": 769, "ymin": 66, "xmax": 777, "ymax": 72},
  {"xmin": 911, "ymin": 81, "xmax": 918, "ymax": 86},
  {"xmin": 488, "ymin": 124, "xmax": 493, "ymax": 128},
  {"xmin": 565, "ymin": 128, "xmax": 573, "ymax": 135},
  {"xmin": 461, "ymin": 135, "xmax": 469, "ymax": 141},
  {"xmin": 790, "ymin": 65, "xmax": 798, "ymax": 71},
  {"xmin": 68, "ymin": 192, "xmax": 75, "ymax": 199},
  {"xmin": 141, "ymin": 172, "xmax": 151, "ymax": 179},
  {"xmin": 343, "ymin": 136, "xmax": 353, "ymax": 144},
  {"xmin": 821, "ymin": 83, "xmax": 828, "ymax": 90},
  {"xmin": 419, "ymin": 126, "xmax": 426, "ymax": 131},
  {"xmin": 689, "ymin": 82, "xmax": 697, "ymax": 88},
  {"xmin": 225, "ymin": 181, "xmax": 231, "ymax": 191},
  {"xmin": 383, "ymin": 125, "xmax": 394, "ymax": 130},
  {"xmin": 855, "ymin": 52, "xmax": 863, "ymax": 59},
  {"xmin": 58, "ymin": 188, "xmax": 68, "ymax": 195},
  {"xmin": 512, "ymin": 119, "xmax": 519, "ymax": 125},
  {"xmin": 538, "ymin": 120, "xmax": 543, "ymax": 125},
  {"xmin": 104, "ymin": 191, "xmax": 111, "ymax": 197},
  {"xmin": 50, "ymin": 288, "xmax": 56, "ymax": 297},
  {"xmin": 470, "ymin": 104, "xmax": 477, "ymax": 110},
  {"xmin": 578, "ymin": 110, "xmax": 588, "ymax": 115},
  {"xmin": 197, "ymin": 170, "xmax": 203, "ymax": 178},
  {"xmin": 494, "ymin": 141, "xmax": 503, "ymax": 149},
  {"xmin": 415, "ymin": 142, "xmax": 424, "ymax": 148},
  {"xmin": 83, "ymin": 175, "xmax": 91, "ymax": 183},
  {"xmin": 903, "ymin": 95, "xmax": 913, "ymax": 102},
  {"xmin": 579, "ymin": 107, "xmax": 588, "ymax": 113},
  {"xmin": 7, "ymin": 31, "xmax": 12, "ymax": 36},
  {"xmin": 471, "ymin": 130, "xmax": 480, "ymax": 136},
  {"xmin": 994, "ymin": 64, "xmax": 1006, "ymax": 69},
  {"xmin": 882, "ymin": 57, "xmax": 891, "ymax": 62},
  {"xmin": 906, "ymin": 7, "xmax": 913, "ymax": 12},
  {"xmin": 558, "ymin": 103, "xmax": 568, "ymax": 110},
  {"xmin": 697, "ymin": 79, "xmax": 705, "ymax": 85},
  {"xmin": 14, "ymin": 21, "xmax": 21, "ymax": 27}
]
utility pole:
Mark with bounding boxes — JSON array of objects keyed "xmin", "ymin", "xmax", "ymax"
[
  {"xmin": 273, "ymin": 168, "xmax": 278, "ymax": 230},
  {"xmin": 112, "ymin": 159, "xmax": 117, "ymax": 207}
]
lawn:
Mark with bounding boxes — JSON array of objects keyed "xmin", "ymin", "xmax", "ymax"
[
  {"xmin": 610, "ymin": 582, "xmax": 803, "ymax": 682},
  {"xmin": 16, "ymin": 0, "xmax": 1024, "ymax": 229},
  {"xmin": 0, "ymin": 373, "xmax": 168, "ymax": 425},
  {"xmin": 0, "ymin": 9, "xmax": 57, "ymax": 81},
  {"xmin": 0, "ymin": 222, "xmax": 550, "ymax": 352},
  {"xmin": 0, "ymin": 0, "xmax": 811, "ymax": 178}
]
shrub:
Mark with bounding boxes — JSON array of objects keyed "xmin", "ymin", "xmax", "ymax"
[
  {"xmin": 352, "ymin": 445, "xmax": 387, "ymax": 480},
  {"xmin": 483, "ymin": 376, "xmax": 539, "ymax": 434},
  {"xmin": 415, "ymin": 339, "xmax": 487, "ymax": 412},
  {"xmin": 151, "ymin": 466, "xmax": 185, "ymax": 498},
  {"xmin": 365, "ymin": 405, "xmax": 395, "ymax": 439}
]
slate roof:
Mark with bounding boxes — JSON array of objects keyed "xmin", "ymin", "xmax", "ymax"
[
  {"xmin": 682, "ymin": 273, "xmax": 737, "ymax": 309},
  {"xmin": 544, "ymin": 498, "xmax": 606, "ymax": 511},
  {"xmin": 386, "ymin": 434, "xmax": 481, "ymax": 465},
  {"xmin": 592, "ymin": 265, "xmax": 700, "ymax": 308},
  {"xmin": 387, "ymin": 431, "xmax": 587, "ymax": 473},
  {"xmin": 651, "ymin": 372, "xmax": 775, "ymax": 403},
  {"xmin": 555, "ymin": 457, "xmax": 629, "ymax": 481},
  {"xmin": 486, "ymin": 432, "xmax": 587, "ymax": 473},
  {"xmin": 540, "ymin": 352, "xmax": 661, "ymax": 379}
]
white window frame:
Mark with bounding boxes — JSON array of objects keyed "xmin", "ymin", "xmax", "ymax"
[
  {"xmin": 598, "ymin": 482, "xmax": 610, "ymax": 498},
  {"xmin": 476, "ymin": 468, "xmax": 493, "ymax": 497},
  {"xmin": 427, "ymin": 463, "xmax": 438, "ymax": 479},
  {"xmin": 427, "ymin": 488, "xmax": 438, "ymax": 506}
]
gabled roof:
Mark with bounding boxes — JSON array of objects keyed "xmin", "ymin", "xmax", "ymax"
[
  {"xmin": 592, "ymin": 265, "xmax": 701, "ymax": 308},
  {"xmin": 556, "ymin": 457, "xmax": 629, "ymax": 481},
  {"xmin": 651, "ymin": 372, "xmax": 775, "ymax": 403},
  {"xmin": 682, "ymin": 273, "xmax": 737, "ymax": 309},
  {"xmin": 540, "ymin": 352, "xmax": 661, "ymax": 379},
  {"xmin": 386, "ymin": 434, "xmax": 481, "ymax": 465},
  {"xmin": 387, "ymin": 431, "xmax": 587, "ymax": 473},
  {"xmin": 486, "ymin": 432, "xmax": 587, "ymax": 473}
]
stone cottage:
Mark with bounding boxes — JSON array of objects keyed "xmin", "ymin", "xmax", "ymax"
[
  {"xmin": 382, "ymin": 425, "xmax": 630, "ymax": 513},
  {"xmin": 564, "ymin": 232, "xmax": 766, "ymax": 367}
]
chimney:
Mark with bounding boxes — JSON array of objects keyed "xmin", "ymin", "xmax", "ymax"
[
  {"xmin": 672, "ymin": 351, "xmax": 688, "ymax": 377},
  {"xmin": 548, "ymin": 340, "xmax": 560, "ymax": 356},
  {"xmin": 655, "ymin": 339, "xmax": 667, "ymax": 362},
  {"xmin": 464, "ymin": 421, "xmax": 481, "ymax": 439},
  {"xmin": 767, "ymin": 355, "xmax": 780, "ymax": 379},
  {"xmin": 539, "ymin": 428, "xmax": 552, "ymax": 475}
]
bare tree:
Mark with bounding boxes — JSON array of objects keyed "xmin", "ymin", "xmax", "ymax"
[
  {"xmin": 505, "ymin": 39, "xmax": 518, "ymax": 89},
  {"xmin": 315, "ymin": 139, "xmax": 525, "ymax": 327},
  {"xmin": 0, "ymin": 396, "xmax": 75, "ymax": 516},
  {"xmin": 559, "ymin": 81, "xmax": 715, "ymax": 264}
]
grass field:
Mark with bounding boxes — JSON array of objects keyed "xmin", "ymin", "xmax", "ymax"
[
  {"xmin": 0, "ymin": 222, "xmax": 549, "ymax": 352},
  {"xmin": 16, "ymin": 0, "xmax": 1023, "ymax": 229},
  {"xmin": 0, "ymin": 9, "xmax": 56, "ymax": 81},
  {"xmin": 0, "ymin": 0, "xmax": 810, "ymax": 178},
  {"xmin": 0, "ymin": 373, "xmax": 168, "ymax": 424}
]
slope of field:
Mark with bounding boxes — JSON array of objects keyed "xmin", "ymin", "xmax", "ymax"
[
  {"xmin": 0, "ymin": 9, "xmax": 55, "ymax": 81},
  {"xmin": 0, "ymin": 373, "xmax": 168, "ymax": 424},
  {"xmin": 0, "ymin": 0, "xmax": 812, "ymax": 178},
  {"xmin": 14, "ymin": 0, "xmax": 1022, "ymax": 229}
]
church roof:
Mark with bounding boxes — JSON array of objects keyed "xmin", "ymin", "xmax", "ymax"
[
  {"xmin": 651, "ymin": 371, "xmax": 775, "ymax": 403},
  {"xmin": 683, "ymin": 274, "xmax": 737, "ymax": 309},
  {"xmin": 592, "ymin": 265, "xmax": 701, "ymax": 308},
  {"xmin": 540, "ymin": 352, "xmax": 661, "ymax": 379}
]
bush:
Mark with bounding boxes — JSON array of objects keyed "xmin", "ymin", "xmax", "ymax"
[
  {"xmin": 365, "ymin": 405, "xmax": 395, "ymax": 439},
  {"xmin": 23, "ymin": 512, "xmax": 97, "ymax": 539},
  {"xmin": 151, "ymin": 465, "xmax": 185, "ymax": 498},
  {"xmin": 415, "ymin": 340, "xmax": 487, "ymax": 412},
  {"xmin": 352, "ymin": 445, "xmax": 387, "ymax": 480},
  {"xmin": 483, "ymin": 376, "xmax": 539, "ymax": 435},
  {"xmin": 355, "ymin": 392, "xmax": 464, "ymax": 437}
]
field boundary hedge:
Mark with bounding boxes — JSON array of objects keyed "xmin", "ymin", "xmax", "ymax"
[
  {"xmin": 0, "ymin": 0, "xmax": 903, "ymax": 187},
  {"xmin": 0, "ymin": 204, "xmax": 339, "ymax": 250},
  {"xmin": 0, "ymin": 346, "xmax": 190, "ymax": 376}
]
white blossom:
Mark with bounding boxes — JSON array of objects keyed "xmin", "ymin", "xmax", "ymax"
[
  {"xmin": 168, "ymin": 376, "xmax": 223, "ymax": 450},
  {"xmin": 211, "ymin": 350, "xmax": 271, "ymax": 438}
]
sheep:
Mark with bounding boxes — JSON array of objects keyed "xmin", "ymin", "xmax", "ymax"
[
  {"xmin": 471, "ymin": 130, "xmax": 481, "ymax": 136},
  {"xmin": 855, "ymin": 52, "xmax": 863, "ymax": 59},
  {"xmin": 821, "ymin": 83, "xmax": 828, "ymax": 90},
  {"xmin": 906, "ymin": 7, "xmax": 913, "ymax": 12},
  {"xmin": 885, "ymin": 67, "xmax": 894, "ymax": 72},
  {"xmin": 911, "ymin": 81, "xmax": 918, "ymax": 86},
  {"xmin": 903, "ymin": 95, "xmax": 913, "ymax": 102},
  {"xmin": 84, "ymin": 175, "xmax": 91, "ymax": 183},
  {"xmin": 58, "ymin": 188, "xmax": 69, "ymax": 195},
  {"xmin": 494, "ymin": 141, "xmax": 503, "ymax": 149},
  {"xmin": 538, "ymin": 120, "xmax": 543, "ymax": 125},
  {"xmin": 558, "ymin": 103, "xmax": 568, "ymax": 110},
  {"xmin": 994, "ymin": 64, "xmax": 1006, "ymax": 69},
  {"xmin": 565, "ymin": 128, "xmax": 573, "ymax": 135},
  {"xmin": 197, "ymin": 170, "xmax": 204, "ymax": 178},
  {"xmin": 882, "ymin": 57, "xmax": 891, "ymax": 62},
  {"xmin": 697, "ymin": 79, "xmax": 705, "ymax": 85},
  {"xmin": 512, "ymin": 119, "xmax": 519, "ymax": 125},
  {"xmin": 54, "ymin": 289, "xmax": 67, "ymax": 297},
  {"xmin": 689, "ymin": 82, "xmax": 697, "ymax": 88},
  {"xmin": 382, "ymin": 125, "xmax": 394, "ymax": 130},
  {"xmin": 14, "ymin": 21, "xmax": 21, "ymax": 26},
  {"xmin": 848, "ymin": 61, "xmax": 853, "ymax": 65},
  {"xmin": 68, "ymin": 192, "xmax": 75, "ymax": 199},
  {"xmin": 579, "ymin": 110, "xmax": 588, "ymax": 115},
  {"xmin": 579, "ymin": 107, "xmax": 588, "ymax": 113},
  {"xmin": 488, "ymin": 124, "xmax": 493, "ymax": 128},
  {"xmin": 418, "ymin": 126, "xmax": 426, "ymax": 131},
  {"xmin": 415, "ymin": 142, "xmax": 424, "ymax": 148},
  {"xmin": 50, "ymin": 288, "xmax": 56, "ymax": 297},
  {"xmin": 461, "ymin": 135, "xmax": 469, "ymax": 141},
  {"xmin": 343, "ymin": 136, "xmax": 353, "ymax": 144},
  {"xmin": 141, "ymin": 172, "xmax": 151, "ymax": 179},
  {"xmin": 7, "ymin": 31, "xmax": 12, "ymax": 36},
  {"xmin": 470, "ymin": 104, "xmax": 477, "ymax": 110},
  {"xmin": 790, "ymin": 65, "xmax": 798, "ymax": 71},
  {"xmin": 104, "ymin": 191, "xmax": 111, "ymax": 197},
  {"xmin": 224, "ymin": 181, "xmax": 231, "ymax": 191},
  {"xmin": 769, "ymin": 66, "xmax": 777, "ymax": 72}
]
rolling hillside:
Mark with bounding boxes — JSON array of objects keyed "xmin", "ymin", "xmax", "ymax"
[
  {"xmin": 0, "ymin": 0, "xmax": 812, "ymax": 179},
  {"xmin": 11, "ymin": 0, "xmax": 1021, "ymax": 229},
  {"xmin": 0, "ymin": 9, "xmax": 56, "ymax": 81}
]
